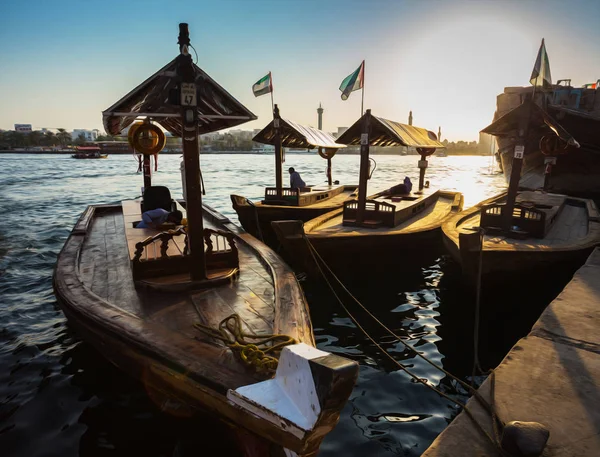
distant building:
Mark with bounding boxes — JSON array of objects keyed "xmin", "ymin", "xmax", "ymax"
[
  {"xmin": 334, "ymin": 127, "xmax": 348, "ymax": 138},
  {"xmin": 72, "ymin": 129, "xmax": 99, "ymax": 141},
  {"xmin": 15, "ymin": 124, "xmax": 32, "ymax": 133}
]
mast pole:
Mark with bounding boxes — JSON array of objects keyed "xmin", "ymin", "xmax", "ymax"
[
  {"xmin": 361, "ymin": 60, "xmax": 365, "ymax": 116},
  {"xmin": 273, "ymin": 104, "xmax": 283, "ymax": 199},
  {"xmin": 142, "ymin": 154, "xmax": 152, "ymax": 190},
  {"xmin": 270, "ymin": 71, "xmax": 274, "ymax": 114},
  {"xmin": 178, "ymin": 23, "xmax": 206, "ymax": 281},
  {"xmin": 356, "ymin": 109, "xmax": 371, "ymax": 225}
]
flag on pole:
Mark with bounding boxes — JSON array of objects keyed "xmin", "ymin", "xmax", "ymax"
[
  {"xmin": 252, "ymin": 72, "xmax": 273, "ymax": 97},
  {"xmin": 530, "ymin": 39, "xmax": 552, "ymax": 89},
  {"xmin": 339, "ymin": 61, "xmax": 364, "ymax": 100}
]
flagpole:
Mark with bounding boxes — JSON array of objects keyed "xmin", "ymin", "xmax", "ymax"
[
  {"xmin": 269, "ymin": 71, "xmax": 274, "ymax": 114},
  {"xmin": 361, "ymin": 60, "xmax": 365, "ymax": 116}
]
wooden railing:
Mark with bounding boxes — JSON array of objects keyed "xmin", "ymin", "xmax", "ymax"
[
  {"xmin": 264, "ymin": 187, "xmax": 300, "ymax": 205},
  {"xmin": 480, "ymin": 203, "xmax": 547, "ymax": 238},
  {"xmin": 343, "ymin": 199, "xmax": 395, "ymax": 227},
  {"xmin": 132, "ymin": 227, "xmax": 239, "ymax": 279}
]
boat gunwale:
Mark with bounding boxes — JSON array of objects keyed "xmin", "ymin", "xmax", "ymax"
[
  {"xmin": 53, "ymin": 201, "xmax": 324, "ymax": 452},
  {"xmin": 442, "ymin": 191, "xmax": 600, "ymax": 254},
  {"xmin": 302, "ymin": 189, "xmax": 464, "ymax": 239},
  {"xmin": 230, "ymin": 185, "xmax": 359, "ymax": 212}
]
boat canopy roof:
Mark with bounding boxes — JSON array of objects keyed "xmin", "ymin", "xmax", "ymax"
[
  {"xmin": 253, "ymin": 118, "xmax": 345, "ymax": 150},
  {"xmin": 337, "ymin": 111, "xmax": 443, "ymax": 148},
  {"xmin": 102, "ymin": 56, "xmax": 256, "ymax": 136},
  {"xmin": 481, "ymin": 100, "xmax": 578, "ymax": 146}
]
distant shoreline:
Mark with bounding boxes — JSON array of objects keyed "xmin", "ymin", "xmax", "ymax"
[{"xmin": 0, "ymin": 150, "xmax": 492, "ymax": 156}]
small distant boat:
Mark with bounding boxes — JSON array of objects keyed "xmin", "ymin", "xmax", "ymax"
[
  {"xmin": 71, "ymin": 146, "xmax": 108, "ymax": 159},
  {"xmin": 272, "ymin": 110, "xmax": 463, "ymax": 276},
  {"xmin": 54, "ymin": 24, "xmax": 357, "ymax": 457},
  {"xmin": 442, "ymin": 190, "xmax": 600, "ymax": 286}
]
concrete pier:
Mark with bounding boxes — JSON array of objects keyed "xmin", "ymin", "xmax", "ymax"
[{"xmin": 423, "ymin": 248, "xmax": 600, "ymax": 457}]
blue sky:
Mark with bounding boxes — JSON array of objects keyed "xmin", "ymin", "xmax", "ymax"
[{"xmin": 1, "ymin": 0, "xmax": 599, "ymax": 140}]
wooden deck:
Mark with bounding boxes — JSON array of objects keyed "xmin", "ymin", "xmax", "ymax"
[
  {"xmin": 308, "ymin": 191, "xmax": 458, "ymax": 236},
  {"xmin": 461, "ymin": 202, "xmax": 588, "ymax": 249},
  {"xmin": 78, "ymin": 206, "xmax": 277, "ymax": 347}
]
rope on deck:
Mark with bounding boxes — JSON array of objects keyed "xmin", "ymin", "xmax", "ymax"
[
  {"xmin": 194, "ymin": 314, "xmax": 295, "ymax": 374},
  {"xmin": 302, "ymin": 235, "xmax": 508, "ymax": 456}
]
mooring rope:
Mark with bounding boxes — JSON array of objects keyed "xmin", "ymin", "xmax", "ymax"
[
  {"xmin": 194, "ymin": 314, "xmax": 295, "ymax": 374},
  {"xmin": 303, "ymin": 235, "xmax": 507, "ymax": 455}
]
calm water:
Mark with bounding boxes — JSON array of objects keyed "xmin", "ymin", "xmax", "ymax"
[{"xmin": 0, "ymin": 153, "xmax": 514, "ymax": 457}]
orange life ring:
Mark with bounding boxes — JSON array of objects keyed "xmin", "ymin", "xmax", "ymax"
[
  {"xmin": 127, "ymin": 122, "xmax": 144, "ymax": 150},
  {"xmin": 131, "ymin": 122, "xmax": 166, "ymax": 155},
  {"xmin": 539, "ymin": 135, "xmax": 568, "ymax": 156}
]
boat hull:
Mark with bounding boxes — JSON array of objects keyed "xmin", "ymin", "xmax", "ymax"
[
  {"xmin": 442, "ymin": 192, "xmax": 600, "ymax": 288},
  {"xmin": 272, "ymin": 191, "xmax": 464, "ymax": 279},
  {"xmin": 231, "ymin": 188, "xmax": 357, "ymax": 249},
  {"xmin": 53, "ymin": 202, "xmax": 357, "ymax": 456}
]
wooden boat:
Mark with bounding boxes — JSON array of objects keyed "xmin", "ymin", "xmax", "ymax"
[
  {"xmin": 442, "ymin": 190, "xmax": 600, "ymax": 287},
  {"xmin": 489, "ymin": 83, "xmax": 600, "ymax": 198},
  {"xmin": 272, "ymin": 110, "xmax": 463, "ymax": 276},
  {"xmin": 72, "ymin": 146, "xmax": 108, "ymax": 159},
  {"xmin": 231, "ymin": 105, "xmax": 358, "ymax": 248},
  {"xmin": 54, "ymin": 24, "xmax": 358, "ymax": 457}
]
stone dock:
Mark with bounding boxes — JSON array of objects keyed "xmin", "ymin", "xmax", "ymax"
[{"xmin": 423, "ymin": 248, "xmax": 600, "ymax": 457}]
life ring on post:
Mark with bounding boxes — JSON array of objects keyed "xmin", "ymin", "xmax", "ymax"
[
  {"xmin": 130, "ymin": 122, "xmax": 166, "ymax": 155},
  {"xmin": 417, "ymin": 131, "xmax": 439, "ymax": 157},
  {"xmin": 539, "ymin": 135, "xmax": 568, "ymax": 156},
  {"xmin": 318, "ymin": 148, "xmax": 337, "ymax": 160},
  {"xmin": 416, "ymin": 147, "xmax": 436, "ymax": 157}
]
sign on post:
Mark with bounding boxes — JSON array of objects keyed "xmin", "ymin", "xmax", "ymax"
[
  {"xmin": 181, "ymin": 83, "xmax": 197, "ymax": 106},
  {"xmin": 514, "ymin": 145, "xmax": 525, "ymax": 159}
]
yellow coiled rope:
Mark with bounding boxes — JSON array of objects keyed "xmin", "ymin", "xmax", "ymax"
[{"xmin": 194, "ymin": 314, "xmax": 296, "ymax": 374}]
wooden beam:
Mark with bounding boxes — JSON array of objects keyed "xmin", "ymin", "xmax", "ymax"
[
  {"xmin": 502, "ymin": 100, "xmax": 532, "ymax": 231},
  {"xmin": 356, "ymin": 110, "xmax": 372, "ymax": 224},
  {"xmin": 178, "ymin": 23, "xmax": 206, "ymax": 281}
]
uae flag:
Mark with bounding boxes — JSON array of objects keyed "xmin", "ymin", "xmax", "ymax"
[
  {"xmin": 339, "ymin": 61, "xmax": 364, "ymax": 100},
  {"xmin": 252, "ymin": 72, "xmax": 272, "ymax": 97},
  {"xmin": 530, "ymin": 39, "xmax": 552, "ymax": 89}
]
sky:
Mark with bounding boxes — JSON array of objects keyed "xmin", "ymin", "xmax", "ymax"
[{"xmin": 0, "ymin": 0, "xmax": 599, "ymax": 141}]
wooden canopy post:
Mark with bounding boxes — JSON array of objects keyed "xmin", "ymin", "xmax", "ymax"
[
  {"xmin": 355, "ymin": 110, "xmax": 372, "ymax": 224},
  {"xmin": 273, "ymin": 105, "xmax": 283, "ymax": 199},
  {"xmin": 418, "ymin": 151, "xmax": 428, "ymax": 191},
  {"xmin": 317, "ymin": 103, "xmax": 332, "ymax": 185},
  {"xmin": 502, "ymin": 99, "xmax": 532, "ymax": 232},
  {"xmin": 178, "ymin": 23, "xmax": 206, "ymax": 281}
]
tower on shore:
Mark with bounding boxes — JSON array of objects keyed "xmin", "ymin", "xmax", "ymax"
[{"xmin": 317, "ymin": 103, "xmax": 324, "ymax": 130}]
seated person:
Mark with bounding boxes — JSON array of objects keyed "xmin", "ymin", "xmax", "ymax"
[
  {"xmin": 136, "ymin": 209, "xmax": 183, "ymax": 229},
  {"xmin": 288, "ymin": 167, "xmax": 306, "ymax": 189},
  {"xmin": 388, "ymin": 176, "xmax": 413, "ymax": 195}
]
